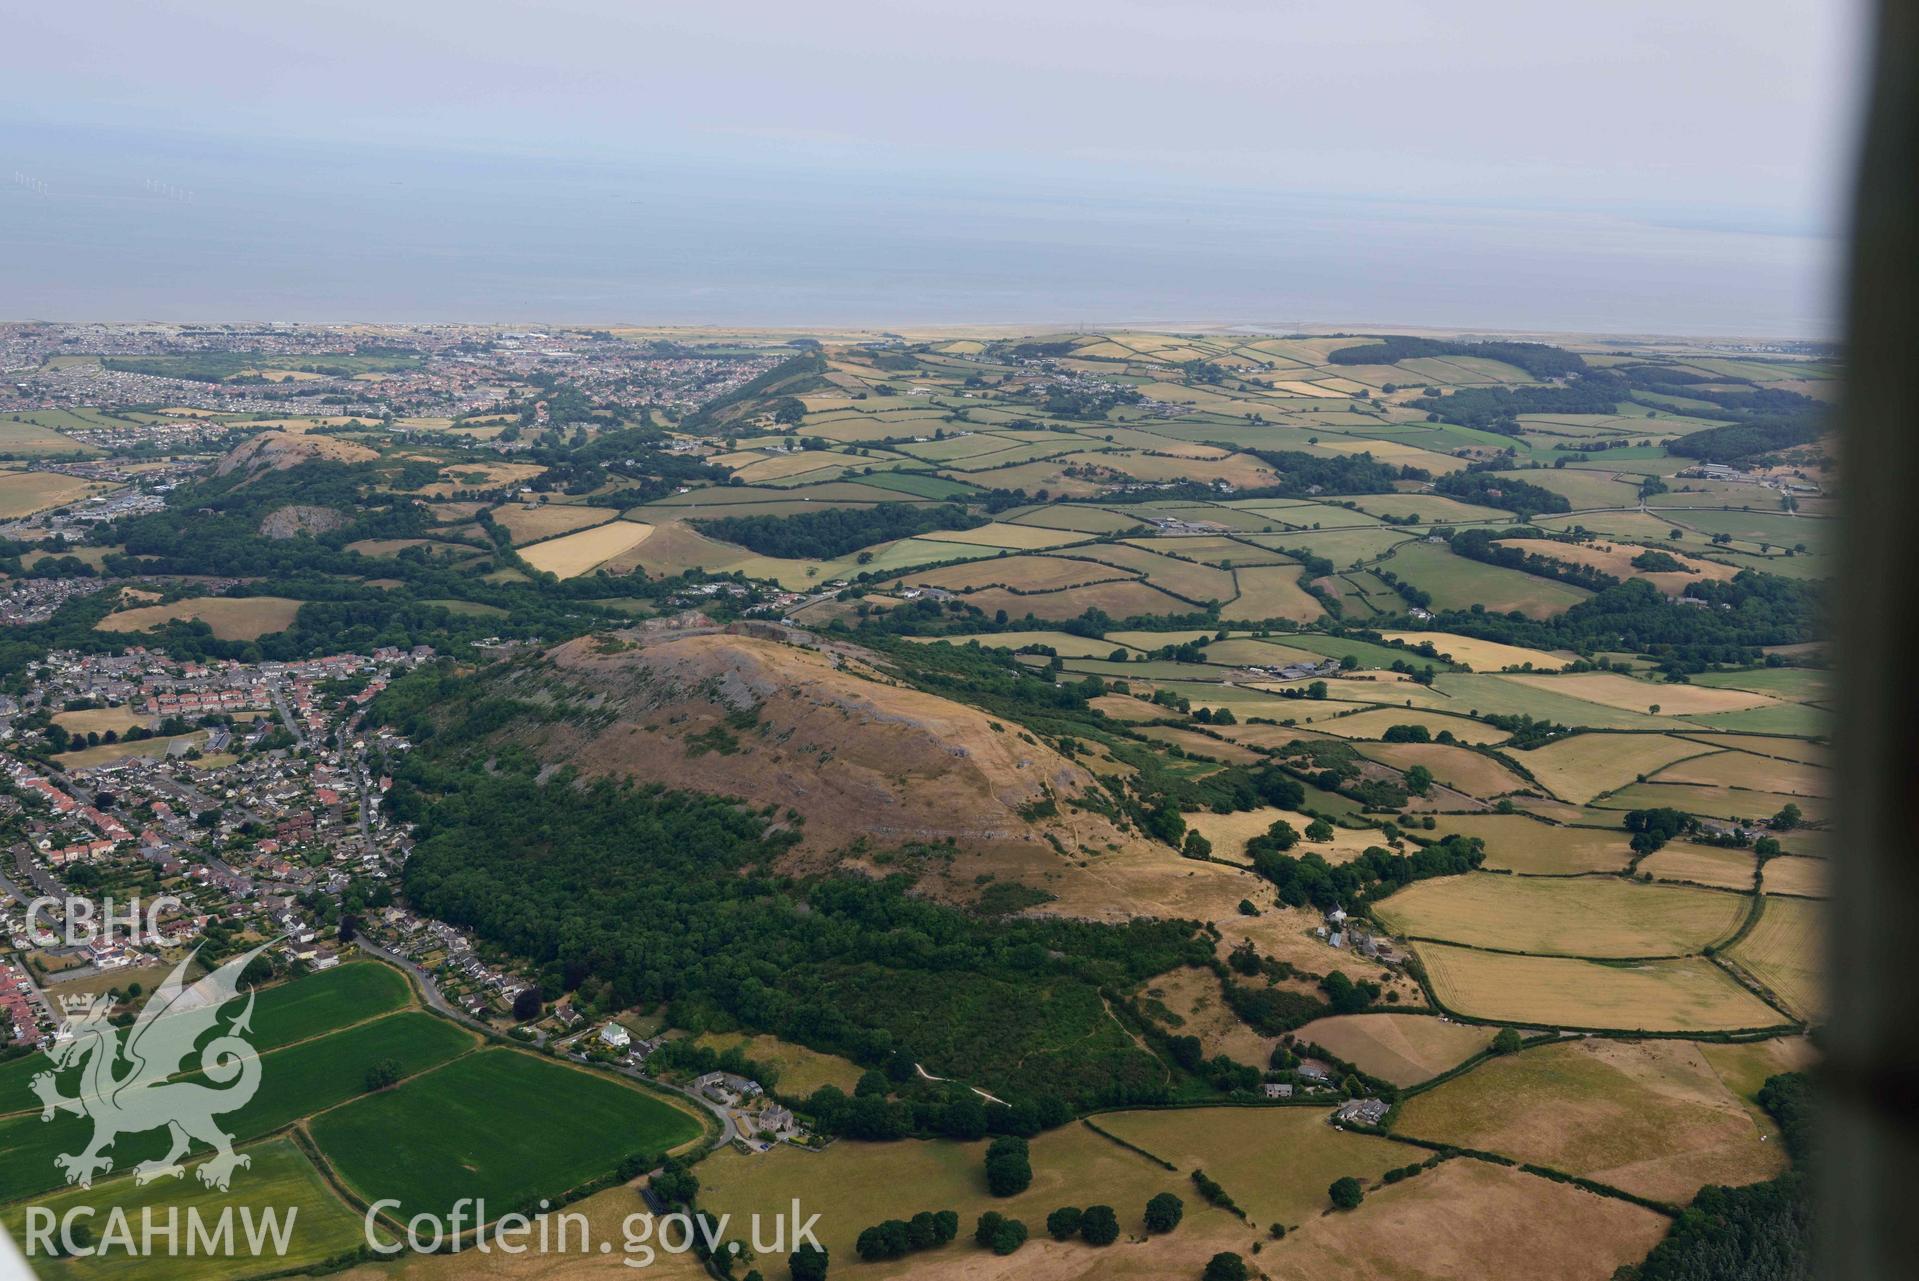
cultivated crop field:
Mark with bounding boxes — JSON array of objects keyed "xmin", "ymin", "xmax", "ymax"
[
  {"xmin": 3, "ymin": 1139, "xmax": 376, "ymax": 1281},
  {"xmin": 520, "ymin": 519, "xmax": 656, "ymax": 577},
  {"xmin": 311, "ymin": 1048, "xmax": 705, "ymax": 1219},
  {"xmin": 1374, "ymin": 873, "xmax": 1749, "ymax": 958},
  {"xmin": 0, "ymin": 470, "xmax": 113, "ymax": 515},
  {"xmin": 490, "ymin": 503, "xmax": 620, "ymax": 545},
  {"xmin": 1414, "ymin": 944, "xmax": 1786, "ymax": 1031}
]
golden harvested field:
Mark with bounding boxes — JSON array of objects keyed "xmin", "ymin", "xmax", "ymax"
[
  {"xmin": 1728, "ymin": 896, "xmax": 1824, "ymax": 1022},
  {"xmin": 918, "ymin": 521, "xmax": 1093, "ymax": 550},
  {"xmin": 97, "ymin": 595, "xmax": 303, "ymax": 640},
  {"xmin": 1495, "ymin": 537, "xmax": 1740, "ymax": 595},
  {"xmin": 1395, "ymin": 1038, "xmax": 1788, "ymax": 1203},
  {"xmin": 490, "ymin": 503, "xmax": 620, "ymax": 545},
  {"xmin": 1184, "ymin": 806, "xmax": 1383, "ymax": 864},
  {"xmin": 520, "ymin": 520, "xmax": 656, "ymax": 577},
  {"xmin": 1514, "ymin": 732, "xmax": 1717, "ymax": 804},
  {"xmin": 1068, "ymin": 543, "xmax": 1238, "ymax": 601},
  {"xmin": 961, "ymin": 579, "xmax": 1190, "ymax": 621},
  {"xmin": 1415, "ymin": 944, "xmax": 1786, "ymax": 1031},
  {"xmin": 1375, "ymin": 874, "xmax": 1748, "ymax": 959},
  {"xmin": 1137, "ymin": 966, "xmax": 1278, "ymax": 1066},
  {"xmin": 1761, "ymin": 856, "xmax": 1828, "ymax": 898},
  {"xmin": 1263, "ymin": 1157, "xmax": 1670, "ymax": 1281},
  {"xmin": 1291, "ymin": 1013, "xmax": 1491, "ymax": 1086},
  {"xmin": 915, "ymin": 629, "xmax": 1138, "ymax": 658},
  {"xmin": 1314, "ymin": 708, "xmax": 1508, "ymax": 745},
  {"xmin": 1093, "ymin": 1106, "xmax": 1410, "ymax": 1228},
  {"xmin": 0, "ymin": 470, "xmax": 114, "ymax": 517},
  {"xmin": 1374, "ymin": 631, "xmax": 1575, "ymax": 673},
  {"xmin": 52, "ymin": 706, "xmax": 154, "ymax": 735},
  {"xmin": 1422, "ymin": 816, "xmax": 1635, "ymax": 876},
  {"xmin": 688, "ymin": 1031, "xmax": 864, "ymax": 1096},
  {"xmin": 1676, "ymin": 734, "xmax": 1829, "ymax": 767},
  {"xmin": 696, "ymin": 1122, "xmax": 1241, "ymax": 1279},
  {"xmin": 1652, "ymin": 750, "xmax": 1831, "ymax": 797},
  {"xmin": 1638, "ymin": 844, "xmax": 1757, "ymax": 891},
  {"xmin": 1225, "ymin": 564, "xmax": 1326, "ymax": 622},
  {"xmin": 1596, "ymin": 782, "xmax": 1828, "ymax": 826},
  {"xmin": 904, "ymin": 554, "xmax": 1132, "ymax": 594},
  {"xmin": 1503, "ymin": 672, "xmax": 1778, "ymax": 717},
  {"xmin": 1355, "ymin": 742, "xmax": 1528, "ymax": 800}
]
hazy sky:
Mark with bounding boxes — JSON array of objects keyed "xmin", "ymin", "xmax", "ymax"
[{"xmin": 0, "ymin": 1, "xmax": 1868, "ymax": 334}]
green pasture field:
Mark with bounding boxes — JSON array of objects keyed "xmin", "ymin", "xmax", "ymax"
[
  {"xmin": 0, "ymin": 419, "xmax": 98, "ymax": 454},
  {"xmin": 4, "ymin": 1139, "xmax": 375, "ymax": 1281},
  {"xmin": 0, "ymin": 1012, "xmax": 473, "ymax": 1204},
  {"xmin": 1381, "ymin": 542, "xmax": 1592, "ymax": 619},
  {"xmin": 1431, "ymin": 673, "xmax": 1670, "ymax": 731},
  {"xmin": 310, "ymin": 1048, "xmax": 705, "ymax": 1220},
  {"xmin": 0, "ymin": 961, "xmax": 411, "ymax": 1122},
  {"xmin": 1681, "ymin": 702, "xmax": 1830, "ymax": 735},
  {"xmin": 246, "ymin": 961, "xmax": 413, "ymax": 1051}
]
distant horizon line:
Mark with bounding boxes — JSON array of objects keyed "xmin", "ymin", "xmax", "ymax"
[{"xmin": 0, "ymin": 317, "xmax": 1841, "ymax": 347}]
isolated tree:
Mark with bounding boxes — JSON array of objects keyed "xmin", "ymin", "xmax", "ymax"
[
  {"xmin": 1305, "ymin": 818, "xmax": 1334, "ymax": 842},
  {"xmin": 1080, "ymin": 1204, "xmax": 1120, "ymax": 1246},
  {"xmin": 1329, "ymin": 1176, "xmax": 1365, "ymax": 1210},
  {"xmin": 985, "ymin": 1136, "xmax": 1032, "ymax": 1197},
  {"xmin": 1491, "ymin": 1028, "xmax": 1523, "ymax": 1055},
  {"xmin": 1144, "ymin": 1192, "xmax": 1184, "ymax": 1233},
  {"xmin": 788, "ymin": 1242, "xmax": 829, "ymax": 1281},
  {"xmin": 512, "ymin": 985, "xmax": 543, "ymax": 1021},
  {"xmin": 1204, "ymin": 1252, "xmax": 1250, "ymax": 1281},
  {"xmin": 363, "ymin": 1057, "xmax": 401, "ymax": 1092},
  {"xmin": 1046, "ymin": 1207, "xmax": 1083, "ymax": 1240}
]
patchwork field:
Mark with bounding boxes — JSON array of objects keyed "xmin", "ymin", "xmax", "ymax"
[
  {"xmin": 1513, "ymin": 733, "xmax": 1717, "ymax": 804},
  {"xmin": 1263, "ymin": 1157, "xmax": 1670, "ymax": 1281},
  {"xmin": 1091, "ymin": 1106, "xmax": 1411, "ymax": 1228},
  {"xmin": 1502, "ymin": 672, "xmax": 1778, "ymax": 718},
  {"xmin": 0, "ymin": 470, "xmax": 113, "ymax": 516},
  {"xmin": 1423, "ymin": 815, "xmax": 1635, "ymax": 875},
  {"xmin": 1382, "ymin": 541, "xmax": 1592, "ymax": 619},
  {"xmin": 1727, "ymin": 896, "xmax": 1824, "ymax": 1022},
  {"xmin": 520, "ymin": 519, "xmax": 657, "ymax": 576},
  {"xmin": 1375, "ymin": 873, "xmax": 1748, "ymax": 958},
  {"xmin": 1374, "ymin": 631, "xmax": 1575, "ymax": 673},
  {"xmin": 1414, "ymin": 944, "xmax": 1787, "ymax": 1031},
  {"xmin": 1395, "ymin": 1038, "xmax": 1788, "ymax": 1203},
  {"xmin": 490, "ymin": 502, "xmax": 620, "ymax": 544},
  {"xmin": 1761, "ymin": 855, "xmax": 1828, "ymax": 898},
  {"xmin": 697, "ymin": 1120, "xmax": 1242, "ymax": 1278},
  {"xmin": 1291, "ymin": 1012, "xmax": 1492, "ymax": 1087},
  {"xmin": 1638, "ymin": 844, "xmax": 1757, "ymax": 891},
  {"xmin": 311, "ymin": 1048, "xmax": 705, "ymax": 1220},
  {"xmin": 96, "ymin": 595, "xmax": 304, "ymax": 640},
  {"xmin": 4, "ymin": 1139, "xmax": 376, "ymax": 1281}
]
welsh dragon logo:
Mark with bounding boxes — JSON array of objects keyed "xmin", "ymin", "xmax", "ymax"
[{"xmin": 30, "ymin": 943, "xmax": 271, "ymax": 1191}]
